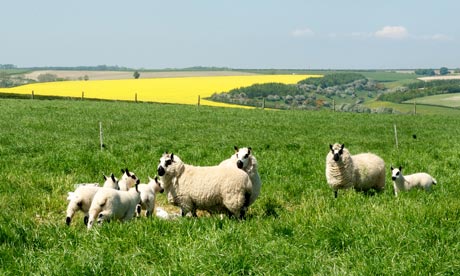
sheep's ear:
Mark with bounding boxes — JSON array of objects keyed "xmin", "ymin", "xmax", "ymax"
[
  {"xmin": 399, "ymin": 166, "xmax": 402, "ymax": 171},
  {"xmin": 341, "ymin": 144, "xmax": 345, "ymax": 150},
  {"xmin": 103, "ymin": 174, "xmax": 108, "ymax": 180},
  {"xmin": 329, "ymin": 144, "xmax": 333, "ymax": 151},
  {"xmin": 171, "ymin": 153, "xmax": 174, "ymax": 161},
  {"xmin": 125, "ymin": 168, "xmax": 130, "ymax": 176},
  {"xmin": 121, "ymin": 169, "xmax": 125, "ymax": 174},
  {"xmin": 234, "ymin": 146, "xmax": 239, "ymax": 152},
  {"xmin": 111, "ymin": 173, "xmax": 116, "ymax": 182},
  {"xmin": 390, "ymin": 166, "xmax": 394, "ymax": 171},
  {"xmin": 248, "ymin": 147, "xmax": 252, "ymax": 154},
  {"xmin": 148, "ymin": 176, "xmax": 153, "ymax": 181},
  {"xmin": 154, "ymin": 176, "xmax": 159, "ymax": 182}
]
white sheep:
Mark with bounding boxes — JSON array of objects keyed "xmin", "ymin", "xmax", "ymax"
[
  {"xmin": 219, "ymin": 146, "xmax": 262, "ymax": 206},
  {"xmin": 87, "ymin": 183, "xmax": 141, "ymax": 229},
  {"xmin": 157, "ymin": 152, "xmax": 252, "ymax": 218},
  {"xmin": 136, "ymin": 176, "xmax": 164, "ymax": 217},
  {"xmin": 391, "ymin": 166, "xmax": 437, "ymax": 196},
  {"xmin": 118, "ymin": 168, "xmax": 140, "ymax": 191},
  {"xmin": 65, "ymin": 173, "xmax": 119, "ymax": 226},
  {"xmin": 326, "ymin": 143, "xmax": 386, "ymax": 198}
]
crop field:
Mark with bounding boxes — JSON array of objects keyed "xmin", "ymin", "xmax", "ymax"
[
  {"xmin": 1, "ymin": 98, "xmax": 460, "ymax": 275},
  {"xmin": 0, "ymin": 74, "xmax": 316, "ymax": 108},
  {"xmin": 404, "ymin": 93, "xmax": 460, "ymax": 108}
]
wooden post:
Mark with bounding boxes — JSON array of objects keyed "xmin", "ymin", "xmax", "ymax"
[
  {"xmin": 99, "ymin": 122, "xmax": 104, "ymax": 151},
  {"xmin": 31, "ymin": 90, "xmax": 34, "ymax": 99},
  {"xmin": 413, "ymin": 102, "xmax": 416, "ymax": 115},
  {"xmin": 393, "ymin": 124, "xmax": 398, "ymax": 150},
  {"xmin": 333, "ymin": 99, "xmax": 335, "ymax": 112},
  {"xmin": 135, "ymin": 93, "xmax": 138, "ymax": 103},
  {"xmin": 81, "ymin": 91, "xmax": 84, "ymax": 100},
  {"xmin": 197, "ymin": 95, "xmax": 200, "ymax": 106}
]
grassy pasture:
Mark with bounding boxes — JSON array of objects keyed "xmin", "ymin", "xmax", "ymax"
[{"xmin": 1, "ymin": 98, "xmax": 460, "ymax": 275}]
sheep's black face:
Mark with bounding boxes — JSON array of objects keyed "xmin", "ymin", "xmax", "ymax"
[
  {"xmin": 391, "ymin": 167, "xmax": 402, "ymax": 181},
  {"xmin": 330, "ymin": 144, "xmax": 344, "ymax": 162},
  {"xmin": 235, "ymin": 147, "xmax": 251, "ymax": 170},
  {"xmin": 158, "ymin": 154, "xmax": 173, "ymax": 176}
]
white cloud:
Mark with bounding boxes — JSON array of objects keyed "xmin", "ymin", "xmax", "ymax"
[
  {"xmin": 419, "ymin": 33, "xmax": 453, "ymax": 41},
  {"xmin": 291, "ymin": 28, "xmax": 315, "ymax": 37},
  {"xmin": 374, "ymin": 26, "xmax": 408, "ymax": 39}
]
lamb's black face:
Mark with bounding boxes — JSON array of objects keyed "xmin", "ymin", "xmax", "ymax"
[
  {"xmin": 235, "ymin": 147, "xmax": 251, "ymax": 169},
  {"xmin": 391, "ymin": 166, "xmax": 402, "ymax": 181}
]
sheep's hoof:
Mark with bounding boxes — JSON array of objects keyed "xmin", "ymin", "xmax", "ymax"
[
  {"xmin": 334, "ymin": 191, "xmax": 338, "ymax": 198},
  {"xmin": 66, "ymin": 217, "xmax": 71, "ymax": 226}
]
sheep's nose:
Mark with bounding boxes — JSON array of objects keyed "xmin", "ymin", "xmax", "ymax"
[
  {"xmin": 391, "ymin": 177, "xmax": 396, "ymax": 180},
  {"xmin": 333, "ymin": 154, "xmax": 339, "ymax": 161},
  {"xmin": 160, "ymin": 188, "xmax": 164, "ymax": 194},
  {"xmin": 157, "ymin": 166, "xmax": 165, "ymax": 176},
  {"xmin": 237, "ymin": 160, "xmax": 244, "ymax": 169}
]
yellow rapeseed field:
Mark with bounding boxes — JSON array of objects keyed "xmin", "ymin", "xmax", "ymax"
[{"xmin": 1, "ymin": 75, "xmax": 320, "ymax": 108}]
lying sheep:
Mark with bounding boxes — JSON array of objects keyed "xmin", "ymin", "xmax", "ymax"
[
  {"xmin": 326, "ymin": 143, "xmax": 385, "ymax": 198},
  {"xmin": 157, "ymin": 152, "xmax": 252, "ymax": 218},
  {"xmin": 391, "ymin": 166, "xmax": 437, "ymax": 196},
  {"xmin": 87, "ymin": 182, "xmax": 141, "ymax": 229},
  {"xmin": 219, "ymin": 146, "xmax": 262, "ymax": 206},
  {"xmin": 65, "ymin": 173, "xmax": 119, "ymax": 226},
  {"xmin": 136, "ymin": 176, "xmax": 164, "ymax": 217},
  {"xmin": 118, "ymin": 168, "xmax": 139, "ymax": 191}
]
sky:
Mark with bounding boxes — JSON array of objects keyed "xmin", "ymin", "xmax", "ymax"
[{"xmin": 1, "ymin": 0, "xmax": 459, "ymax": 69}]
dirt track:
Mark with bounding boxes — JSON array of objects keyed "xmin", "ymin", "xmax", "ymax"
[
  {"xmin": 24, "ymin": 70, "xmax": 257, "ymax": 81},
  {"xmin": 418, "ymin": 75, "xmax": 460, "ymax": 81}
]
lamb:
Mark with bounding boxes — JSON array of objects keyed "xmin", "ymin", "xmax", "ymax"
[
  {"xmin": 136, "ymin": 176, "xmax": 164, "ymax": 217},
  {"xmin": 118, "ymin": 168, "xmax": 140, "ymax": 191},
  {"xmin": 157, "ymin": 152, "xmax": 252, "ymax": 218},
  {"xmin": 65, "ymin": 173, "xmax": 119, "ymax": 226},
  {"xmin": 391, "ymin": 166, "xmax": 437, "ymax": 196},
  {"xmin": 219, "ymin": 146, "xmax": 262, "ymax": 206},
  {"xmin": 87, "ymin": 182, "xmax": 141, "ymax": 229},
  {"xmin": 326, "ymin": 143, "xmax": 386, "ymax": 198}
]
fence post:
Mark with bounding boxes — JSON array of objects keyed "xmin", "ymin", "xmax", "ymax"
[
  {"xmin": 198, "ymin": 95, "xmax": 200, "ymax": 106},
  {"xmin": 135, "ymin": 93, "xmax": 138, "ymax": 103},
  {"xmin": 413, "ymin": 102, "xmax": 416, "ymax": 115},
  {"xmin": 31, "ymin": 90, "xmax": 34, "ymax": 100},
  {"xmin": 99, "ymin": 122, "xmax": 104, "ymax": 151},
  {"xmin": 393, "ymin": 124, "xmax": 398, "ymax": 150},
  {"xmin": 82, "ymin": 91, "xmax": 84, "ymax": 100},
  {"xmin": 333, "ymin": 99, "xmax": 335, "ymax": 112}
]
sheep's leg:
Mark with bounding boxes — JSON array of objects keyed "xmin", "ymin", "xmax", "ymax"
[
  {"xmin": 334, "ymin": 190, "xmax": 338, "ymax": 198},
  {"xmin": 84, "ymin": 215, "xmax": 89, "ymax": 226},
  {"xmin": 136, "ymin": 204, "xmax": 142, "ymax": 217}
]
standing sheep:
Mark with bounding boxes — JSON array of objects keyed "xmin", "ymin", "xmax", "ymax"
[
  {"xmin": 219, "ymin": 146, "xmax": 262, "ymax": 206},
  {"xmin": 391, "ymin": 166, "xmax": 437, "ymax": 196},
  {"xmin": 136, "ymin": 176, "xmax": 164, "ymax": 217},
  {"xmin": 65, "ymin": 173, "xmax": 119, "ymax": 226},
  {"xmin": 326, "ymin": 143, "xmax": 385, "ymax": 198},
  {"xmin": 87, "ymin": 183, "xmax": 141, "ymax": 229},
  {"xmin": 157, "ymin": 152, "xmax": 252, "ymax": 218}
]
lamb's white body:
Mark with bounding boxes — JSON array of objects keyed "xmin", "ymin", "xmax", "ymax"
[
  {"xmin": 118, "ymin": 168, "xmax": 140, "ymax": 191},
  {"xmin": 157, "ymin": 153, "xmax": 252, "ymax": 218},
  {"xmin": 87, "ymin": 185, "xmax": 141, "ymax": 229},
  {"xmin": 65, "ymin": 174, "xmax": 119, "ymax": 226},
  {"xmin": 326, "ymin": 143, "xmax": 385, "ymax": 198},
  {"xmin": 136, "ymin": 176, "xmax": 164, "ymax": 217},
  {"xmin": 391, "ymin": 166, "xmax": 437, "ymax": 196},
  {"xmin": 219, "ymin": 146, "xmax": 262, "ymax": 206}
]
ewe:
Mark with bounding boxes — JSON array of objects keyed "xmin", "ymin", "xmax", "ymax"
[
  {"xmin": 87, "ymin": 182, "xmax": 141, "ymax": 229},
  {"xmin": 326, "ymin": 143, "xmax": 385, "ymax": 198},
  {"xmin": 219, "ymin": 146, "xmax": 262, "ymax": 206},
  {"xmin": 136, "ymin": 176, "xmax": 164, "ymax": 217},
  {"xmin": 391, "ymin": 166, "xmax": 437, "ymax": 196},
  {"xmin": 65, "ymin": 173, "xmax": 119, "ymax": 226},
  {"xmin": 157, "ymin": 152, "xmax": 252, "ymax": 218}
]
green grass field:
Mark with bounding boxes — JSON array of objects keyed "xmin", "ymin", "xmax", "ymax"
[
  {"xmin": 404, "ymin": 93, "xmax": 460, "ymax": 108},
  {"xmin": 1, "ymin": 98, "xmax": 460, "ymax": 275}
]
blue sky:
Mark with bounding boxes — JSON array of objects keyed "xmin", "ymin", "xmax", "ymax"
[{"xmin": 1, "ymin": 0, "xmax": 459, "ymax": 69}]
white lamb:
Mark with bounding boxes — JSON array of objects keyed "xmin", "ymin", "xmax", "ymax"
[
  {"xmin": 326, "ymin": 143, "xmax": 386, "ymax": 198},
  {"xmin": 157, "ymin": 152, "xmax": 252, "ymax": 218},
  {"xmin": 219, "ymin": 146, "xmax": 262, "ymax": 206},
  {"xmin": 136, "ymin": 176, "xmax": 164, "ymax": 217},
  {"xmin": 391, "ymin": 166, "xmax": 437, "ymax": 196},
  {"xmin": 65, "ymin": 173, "xmax": 119, "ymax": 226},
  {"xmin": 87, "ymin": 183, "xmax": 141, "ymax": 229},
  {"xmin": 118, "ymin": 168, "xmax": 140, "ymax": 191}
]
